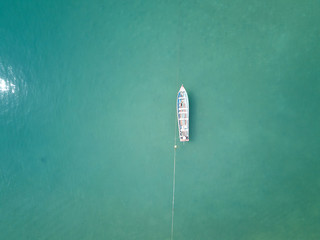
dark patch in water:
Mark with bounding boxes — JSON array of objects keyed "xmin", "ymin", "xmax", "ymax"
[{"xmin": 40, "ymin": 156, "xmax": 47, "ymax": 163}]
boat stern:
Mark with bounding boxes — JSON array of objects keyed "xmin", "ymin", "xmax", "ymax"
[{"xmin": 180, "ymin": 138, "xmax": 189, "ymax": 142}]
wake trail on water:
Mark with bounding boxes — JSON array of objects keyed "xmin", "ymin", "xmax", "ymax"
[{"xmin": 171, "ymin": 2, "xmax": 181, "ymax": 239}]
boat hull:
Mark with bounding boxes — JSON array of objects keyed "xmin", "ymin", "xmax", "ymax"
[{"xmin": 177, "ymin": 85, "xmax": 189, "ymax": 142}]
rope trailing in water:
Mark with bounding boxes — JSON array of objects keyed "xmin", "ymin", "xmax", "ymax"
[{"xmin": 171, "ymin": 144, "xmax": 176, "ymax": 240}]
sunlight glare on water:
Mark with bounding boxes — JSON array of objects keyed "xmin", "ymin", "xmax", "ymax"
[
  {"xmin": 0, "ymin": 62, "xmax": 17, "ymax": 94},
  {"xmin": 0, "ymin": 77, "xmax": 16, "ymax": 93},
  {"xmin": 0, "ymin": 60, "xmax": 27, "ymax": 117}
]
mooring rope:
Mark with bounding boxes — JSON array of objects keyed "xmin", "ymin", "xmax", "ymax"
[{"xmin": 171, "ymin": 145, "xmax": 176, "ymax": 240}]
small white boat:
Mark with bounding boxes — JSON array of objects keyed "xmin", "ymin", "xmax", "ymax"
[{"xmin": 177, "ymin": 85, "xmax": 189, "ymax": 142}]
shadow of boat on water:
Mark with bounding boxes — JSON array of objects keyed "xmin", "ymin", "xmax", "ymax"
[{"xmin": 188, "ymin": 91, "xmax": 196, "ymax": 142}]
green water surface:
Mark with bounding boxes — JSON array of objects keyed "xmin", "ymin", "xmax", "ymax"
[{"xmin": 1, "ymin": 0, "xmax": 320, "ymax": 239}]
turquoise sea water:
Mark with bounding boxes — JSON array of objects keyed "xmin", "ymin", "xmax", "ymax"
[{"xmin": 1, "ymin": 1, "xmax": 320, "ymax": 239}]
